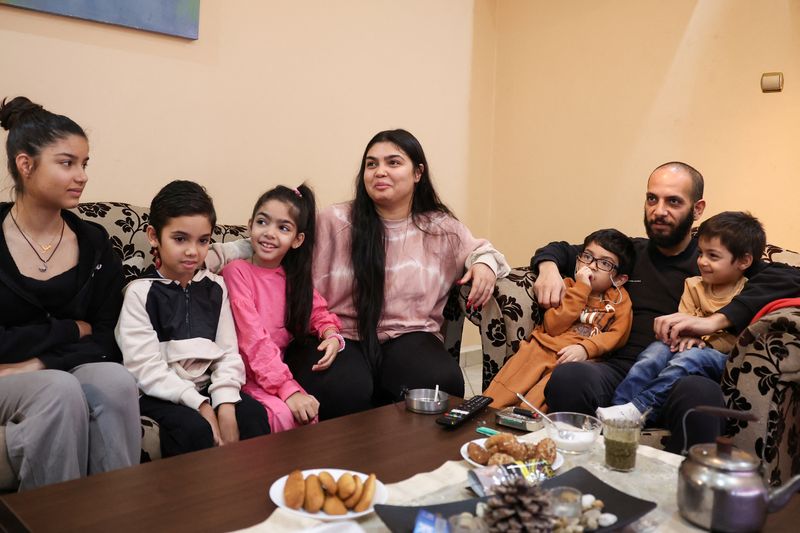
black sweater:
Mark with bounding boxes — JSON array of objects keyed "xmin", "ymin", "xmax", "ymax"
[
  {"xmin": 531, "ymin": 237, "xmax": 800, "ymax": 364},
  {"xmin": 0, "ymin": 203, "xmax": 124, "ymax": 370}
]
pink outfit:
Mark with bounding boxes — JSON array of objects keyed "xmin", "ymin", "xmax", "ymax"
[
  {"xmin": 313, "ymin": 203, "xmax": 510, "ymax": 342},
  {"xmin": 221, "ymin": 259, "xmax": 341, "ymax": 432}
]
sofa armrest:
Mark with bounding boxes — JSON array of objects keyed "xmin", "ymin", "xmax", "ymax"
[
  {"xmin": 722, "ymin": 306, "xmax": 800, "ymax": 486},
  {"xmin": 465, "ymin": 267, "xmax": 542, "ymax": 391}
]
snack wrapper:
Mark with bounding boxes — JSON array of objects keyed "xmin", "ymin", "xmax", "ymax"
[{"xmin": 467, "ymin": 461, "xmax": 555, "ymax": 497}]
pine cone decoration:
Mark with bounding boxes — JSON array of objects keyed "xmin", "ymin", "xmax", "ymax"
[{"xmin": 484, "ymin": 477, "xmax": 553, "ymax": 532}]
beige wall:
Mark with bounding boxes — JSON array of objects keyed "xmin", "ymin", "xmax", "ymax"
[
  {"xmin": 492, "ymin": 0, "xmax": 800, "ymax": 266},
  {"xmin": 0, "ymin": 0, "xmax": 489, "ymax": 229}
]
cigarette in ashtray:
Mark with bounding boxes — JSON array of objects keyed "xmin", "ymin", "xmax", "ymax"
[{"xmin": 434, "ymin": 384, "xmax": 440, "ymax": 401}]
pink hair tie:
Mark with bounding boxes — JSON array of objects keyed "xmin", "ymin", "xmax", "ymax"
[{"xmin": 292, "ymin": 187, "xmax": 302, "ymax": 198}]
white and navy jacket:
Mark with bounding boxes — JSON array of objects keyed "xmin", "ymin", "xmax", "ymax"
[{"xmin": 115, "ymin": 265, "xmax": 245, "ymax": 410}]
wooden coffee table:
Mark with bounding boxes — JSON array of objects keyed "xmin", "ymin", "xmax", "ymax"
[
  {"xmin": 0, "ymin": 399, "xmax": 498, "ymax": 532},
  {"xmin": 1, "ymin": 400, "xmax": 797, "ymax": 532}
]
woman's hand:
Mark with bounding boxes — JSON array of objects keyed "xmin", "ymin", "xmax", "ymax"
[
  {"xmin": 286, "ymin": 392, "xmax": 319, "ymax": 424},
  {"xmin": 198, "ymin": 402, "xmax": 222, "ymax": 446},
  {"xmin": 0, "ymin": 358, "xmax": 44, "ymax": 377},
  {"xmin": 459, "ymin": 263, "xmax": 497, "ymax": 310},
  {"xmin": 216, "ymin": 403, "xmax": 240, "ymax": 445},
  {"xmin": 556, "ymin": 344, "xmax": 588, "ymax": 364},
  {"xmin": 312, "ymin": 337, "xmax": 340, "ymax": 372},
  {"xmin": 533, "ymin": 261, "xmax": 566, "ymax": 309}
]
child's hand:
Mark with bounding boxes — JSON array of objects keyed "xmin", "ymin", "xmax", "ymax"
[
  {"xmin": 286, "ymin": 392, "xmax": 319, "ymax": 424},
  {"xmin": 575, "ymin": 266, "xmax": 593, "ymax": 287},
  {"xmin": 556, "ymin": 344, "xmax": 588, "ymax": 364},
  {"xmin": 312, "ymin": 337, "xmax": 340, "ymax": 371},
  {"xmin": 670, "ymin": 336, "xmax": 706, "ymax": 353},
  {"xmin": 216, "ymin": 403, "xmax": 240, "ymax": 445},
  {"xmin": 198, "ymin": 401, "xmax": 222, "ymax": 446}
]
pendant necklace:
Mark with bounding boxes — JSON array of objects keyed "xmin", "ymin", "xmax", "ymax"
[{"xmin": 9, "ymin": 210, "xmax": 66, "ymax": 272}]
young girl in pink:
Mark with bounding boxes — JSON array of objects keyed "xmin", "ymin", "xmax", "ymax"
[{"xmin": 221, "ymin": 185, "xmax": 343, "ymax": 432}]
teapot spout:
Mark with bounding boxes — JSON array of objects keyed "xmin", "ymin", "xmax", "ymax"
[{"xmin": 767, "ymin": 474, "xmax": 800, "ymax": 513}]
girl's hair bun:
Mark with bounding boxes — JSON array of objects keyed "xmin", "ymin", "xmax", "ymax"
[{"xmin": 0, "ymin": 96, "xmax": 44, "ymax": 131}]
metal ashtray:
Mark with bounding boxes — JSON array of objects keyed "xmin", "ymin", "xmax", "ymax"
[{"xmin": 404, "ymin": 388, "xmax": 449, "ymax": 414}]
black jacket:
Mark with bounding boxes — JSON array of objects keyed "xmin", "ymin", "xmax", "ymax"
[{"xmin": 0, "ymin": 202, "xmax": 124, "ymax": 370}]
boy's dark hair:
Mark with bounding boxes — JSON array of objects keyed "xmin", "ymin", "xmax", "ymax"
[
  {"xmin": 0, "ymin": 96, "xmax": 86, "ymax": 195},
  {"xmin": 148, "ymin": 180, "xmax": 217, "ymax": 238},
  {"xmin": 250, "ymin": 183, "xmax": 316, "ymax": 341},
  {"xmin": 697, "ymin": 211, "xmax": 765, "ymax": 261},
  {"xmin": 582, "ymin": 228, "xmax": 636, "ymax": 277}
]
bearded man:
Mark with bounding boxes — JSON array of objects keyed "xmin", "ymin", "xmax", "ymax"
[{"xmin": 531, "ymin": 162, "xmax": 800, "ymax": 452}]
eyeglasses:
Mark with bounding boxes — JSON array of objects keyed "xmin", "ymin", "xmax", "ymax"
[{"xmin": 577, "ymin": 251, "xmax": 618, "ymax": 272}]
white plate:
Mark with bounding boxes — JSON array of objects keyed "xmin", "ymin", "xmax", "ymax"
[
  {"xmin": 268, "ymin": 468, "xmax": 388, "ymax": 521},
  {"xmin": 459, "ymin": 438, "xmax": 564, "ymax": 470}
]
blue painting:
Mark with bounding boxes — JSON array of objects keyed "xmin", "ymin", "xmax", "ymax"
[{"xmin": 0, "ymin": 0, "xmax": 200, "ymax": 40}]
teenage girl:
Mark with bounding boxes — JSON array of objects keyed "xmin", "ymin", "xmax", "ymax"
[{"xmin": 221, "ymin": 184, "xmax": 343, "ymax": 432}]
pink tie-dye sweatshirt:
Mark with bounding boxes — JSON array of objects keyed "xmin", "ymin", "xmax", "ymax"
[{"xmin": 313, "ymin": 203, "xmax": 510, "ymax": 341}]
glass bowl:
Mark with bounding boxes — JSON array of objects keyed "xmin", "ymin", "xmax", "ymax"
[{"xmin": 546, "ymin": 412, "xmax": 603, "ymax": 454}]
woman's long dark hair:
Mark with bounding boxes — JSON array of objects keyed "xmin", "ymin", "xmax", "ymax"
[
  {"xmin": 250, "ymin": 184, "xmax": 316, "ymax": 341},
  {"xmin": 350, "ymin": 129, "xmax": 453, "ymax": 364}
]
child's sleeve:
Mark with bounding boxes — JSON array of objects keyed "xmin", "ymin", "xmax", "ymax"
[
  {"xmin": 116, "ymin": 282, "xmax": 208, "ymax": 409},
  {"xmin": 576, "ymin": 292, "xmax": 633, "ymax": 358},
  {"xmin": 207, "ymin": 278, "xmax": 246, "ymax": 407},
  {"xmin": 309, "ymin": 289, "xmax": 341, "ymax": 337},
  {"xmin": 222, "ymin": 266, "xmax": 302, "ymax": 402},
  {"xmin": 542, "ymin": 280, "xmax": 590, "ymax": 336}
]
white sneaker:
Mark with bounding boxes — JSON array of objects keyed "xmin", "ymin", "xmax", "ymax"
[{"xmin": 596, "ymin": 403, "xmax": 642, "ymax": 422}]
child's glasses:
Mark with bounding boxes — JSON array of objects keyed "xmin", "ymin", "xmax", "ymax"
[{"xmin": 577, "ymin": 251, "xmax": 618, "ymax": 272}]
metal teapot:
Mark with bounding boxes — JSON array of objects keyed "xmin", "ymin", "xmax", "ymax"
[{"xmin": 677, "ymin": 407, "xmax": 800, "ymax": 531}]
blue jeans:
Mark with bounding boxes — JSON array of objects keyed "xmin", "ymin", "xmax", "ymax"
[{"xmin": 612, "ymin": 341, "xmax": 728, "ymax": 421}]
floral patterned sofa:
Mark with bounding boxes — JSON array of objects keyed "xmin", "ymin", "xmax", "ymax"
[
  {"xmin": 468, "ymin": 244, "xmax": 800, "ymax": 487},
  {"xmin": 0, "ymin": 202, "xmax": 466, "ymax": 480}
]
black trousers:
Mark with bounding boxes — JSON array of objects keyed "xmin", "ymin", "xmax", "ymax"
[
  {"xmin": 139, "ymin": 390, "xmax": 270, "ymax": 458},
  {"xmin": 544, "ymin": 360, "xmax": 725, "ymax": 454},
  {"xmin": 286, "ymin": 331, "xmax": 465, "ymax": 421}
]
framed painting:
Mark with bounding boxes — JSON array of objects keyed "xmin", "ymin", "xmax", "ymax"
[{"xmin": 0, "ymin": 0, "xmax": 200, "ymax": 39}]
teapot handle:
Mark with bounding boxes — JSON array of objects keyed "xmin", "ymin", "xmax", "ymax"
[
  {"xmin": 695, "ymin": 405, "xmax": 758, "ymax": 421},
  {"xmin": 680, "ymin": 406, "xmax": 758, "ymax": 454},
  {"xmin": 768, "ymin": 474, "xmax": 800, "ymax": 513}
]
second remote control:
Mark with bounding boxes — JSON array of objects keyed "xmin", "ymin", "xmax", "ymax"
[{"xmin": 436, "ymin": 395, "xmax": 493, "ymax": 428}]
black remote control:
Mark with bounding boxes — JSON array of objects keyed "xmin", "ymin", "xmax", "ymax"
[{"xmin": 436, "ymin": 395, "xmax": 493, "ymax": 428}]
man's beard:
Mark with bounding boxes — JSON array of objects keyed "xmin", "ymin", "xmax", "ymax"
[{"xmin": 644, "ymin": 210, "xmax": 694, "ymax": 249}]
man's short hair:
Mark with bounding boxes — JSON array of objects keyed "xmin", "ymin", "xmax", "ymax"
[
  {"xmin": 697, "ymin": 211, "xmax": 765, "ymax": 261},
  {"xmin": 652, "ymin": 161, "xmax": 704, "ymax": 202},
  {"xmin": 583, "ymin": 228, "xmax": 636, "ymax": 277}
]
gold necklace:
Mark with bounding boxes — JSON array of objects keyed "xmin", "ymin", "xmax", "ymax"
[{"xmin": 9, "ymin": 210, "xmax": 66, "ymax": 273}]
